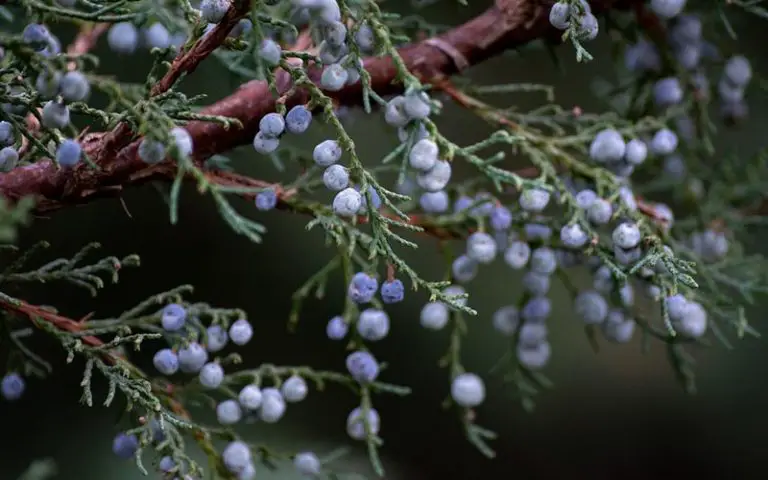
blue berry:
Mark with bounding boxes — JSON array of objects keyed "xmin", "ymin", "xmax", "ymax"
[
  {"xmin": 108, "ymin": 23, "xmax": 139, "ymax": 54},
  {"xmin": 452, "ymin": 254, "xmax": 478, "ymax": 283},
  {"xmin": 112, "ymin": 433, "xmax": 139, "ymax": 459},
  {"xmin": 504, "ymin": 240, "xmax": 531, "ymax": 269},
  {"xmin": 201, "ymin": 0, "xmax": 230, "ymax": 23},
  {"xmin": 0, "ymin": 121, "xmax": 13, "ymax": 146},
  {"xmin": 650, "ymin": 0, "xmax": 687, "ymax": 19},
  {"xmin": 576, "ymin": 13, "xmax": 599, "ymax": 41},
  {"xmin": 522, "ymin": 271, "xmax": 550, "ymax": 296},
  {"xmin": 153, "ymin": 348, "xmax": 179, "ymax": 375},
  {"xmin": 348, "ymin": 272, "xmax": 378, "ymax": 303},
  {"xmin": 530, "ymin": 247, "xmax": 557, "ymax": 275},
  {"xmin": 612, "ymin": 222, "xmax": 641, "ymax": 249},
  {"xmin": 333, "ymin": 188, "xmax": 362, "ymax": 216},
  {"xmin": 416, "ymin": 159, "xmax": 451, "ymax": 192},
  {"xmin": 650, "ymin": 128, "xmax": 678, "ymax": 155},
  {"xmin": 58, "ymin": 71, "xmax": 90, "ymax": 102},
  {"xmin": 409, "ymin": 139, "xmax": 438, "ymax": 171},
  {"xmin": 230, "ymin": 19, "xmax": 252, "ymax": 38},
  {"xmin": 217, "ymin": 399, "xmax": 242, "ymax": 425},
  {"xmin": 35, "ymin": 71, "xmax": 61, "ymax": 99},
  {"xmin": 560, "ymin": 223, "xmax": 589, "ymax": 249},
  {"xmin": 1, "ymin": 373, "xmax": 25, "ymax": 401},
  {"xmin": 492, "ymin": 306, "xmax": 519, "ymax": 336},
  {"xmin": 490, "ymin": 205, "xmax": 513, "ymax": 231},
  {"xmin": 521, "ymin": 296, "xmax": 551, "ymax": 322},
  {"xmin": 589, "ymin": 128, "xmax": 626, "ymax": 163},
  {"xmin": 238, "ymin": 384, "xmax": 263, "ymax": 410},
  {"xmin": 519, "ymin": 187, "xmax": 550, "ymax": 212},
  {"xmin": 326, "ymin": 315, "xmax": 348, "ymax": 340},
  {"xmin": 255, "ymin": 188, "xmax": 278, "ymax": 211},
  {"xmin": 170, "ymin": 127, "xmax": 193, "ymax": 157},
  {"xmin": 159, "ymin": 456, "xmax": 175, "ymax": 473},
  {"xmin": 624, "ymin": 138, "xmax": 648, "ymax": 165},
  {"xmin": 281, "ymin": 375, "xmax": 308, "ymax": 402},
  {"xmin": 517, "ymin": 342, "xmax": 551, "ymax": 369},
  {"xmin": 380, "ymin": 279, "xmax": 405, "ymax": 303},
  {"xmin": 161, "ymin": 303, "xmax": 186, "ymax": 331},
  {"xmin": 313, "ymin": 139, "xmax": 342, "ymax": 166},
  {"xmin": 356, "ymin": 308, "xmax": 389, "ymax": 341},
  {"xmin": 653, "ymin": 77, "xmax": 683, "ymax": 106},
  {"xmin": 205, "ymin": 325, "xmax": 228, "ymax": 352},
  {"xmin": 403, "ymin": 91, "xmax": 431, "ymax": 119},
  {"xmin": 587, "ymin": 198, "xmax": 612, "ymax": 225},
  {"xmin": 42, "ymin": 101, "xmax": 70, "ymax": 129},
  {"xmin": 322, "ymin": 164, "xmax": 349, "ymax": 191},
  {"xmin": 0, "ymin": 147, "xmax": 19, "ymax": 172},
  {"xmin": 143, "ymin": 23, "xmax": 171, "ymax": 50},
  {"xmin": 55, "ymin": 139, "xmax": 81, "ymax": 167},
  {"xmin": 285, "ymin": 105, "xmax": 312, "ymax": 134},
  {"xmin": 346, "ymin": 351, "xmax": 379, "ymax": 384},
  {"xmin": 574, "ymin": 291, "xmax": 608, "ymax": 324},
  {"xmin": 253, "ymin": 131, "xmax": 280, "ymax": 154},
  {"xmin": 259, "ymin": 113, "xmax": 285, "ymax": 137},
  {"xmin": 320, "ymin": 64, "xmax": 348, "ymax": 91},
  {"xmin": 724, "ymin": 55, "xmax": 752, "ymax": 87},
  {"xmin": 23, "ymin": 24, "xmax": 50, "ymax": 50},
  {"xmin": 450, "ymin": 373, "xmax": 485, "ymax": 408},
  {"xmin": 346, "ymin": 407, "xmax": 380, "ymax": 440},
  {"xmin": 222, "ymin": 441, "xmax": 252, "ymax": 475},
  {"xmin": 420, "ymin": 301, "xmax": 449, "ymax": 330},
  {"xmin": 419, "ymin": 191, "xmax": 449, "ymax": 213},
  {"xmin": 138, "ymin": 138, "xmax": 166, "ymax": 164},
  {"xmin": 199, "ymin": 362, "xmax": 225, "ymax": 389},
  {"xmin": 358, "ymin": 185, "xmax": 382, "ymax": 212},
  {"xmin": 177, "ymin": 342, "xmax": 208, "ymax": 373},
  {"xmin": 294, "ymin": 452, "xmax": 322, "ymax": 476},
  {"xmin": 466, "ymin": 232, "xmax": 497, "ymax": 264},
  {"xmin": 229, "ymin": 319, "xmax": 253, "ymax": 345},
  {"xmin": 259, "ymin": 388, "xmax": 286, "ymax": 423},
  {"xmin": 549, "ymin": 3, "xmax": 571, "ymax": 30},
  {"xmin": 258, "ymin": 39, "xmax": 282, "ymax": 66}
]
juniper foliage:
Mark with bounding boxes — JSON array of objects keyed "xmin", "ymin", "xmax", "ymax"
[{"xmin": 1, "ymin": 0, "xmax": 768, "ymax": 478}]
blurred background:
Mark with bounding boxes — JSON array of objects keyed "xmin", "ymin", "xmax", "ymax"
[{"xmin": 2, "ymin": 1, "xmax": 768, "ymax": 479}]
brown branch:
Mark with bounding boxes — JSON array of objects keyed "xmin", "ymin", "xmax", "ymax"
[{"xmin": 0, "ymin": 0, "xmax": 637, "ymax": 213}]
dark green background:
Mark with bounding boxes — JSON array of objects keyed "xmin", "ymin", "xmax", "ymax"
[{"xmin": 2, "ymin": 2, "xmax": 768, "ymax": 479}]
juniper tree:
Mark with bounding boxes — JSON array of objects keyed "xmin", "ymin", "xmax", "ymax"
[{"xmin": 1, "ymin": 0, "xmax": 767, "ymax": 478}]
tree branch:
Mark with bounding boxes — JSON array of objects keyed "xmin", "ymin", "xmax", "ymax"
[{"xmin": 0, "ymin": 0, "xmax": 636, "ymax": 213}]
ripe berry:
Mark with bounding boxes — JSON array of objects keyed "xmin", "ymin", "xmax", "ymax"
[
  {"xmin": 55, "ymin": 139, "xmax": 81, "ymax": 167},
  {"xmin": 450, "ymin": 373, "xmax": 485, "ymax": 408},
  {"xmin": 259, "ymin": 388, "xmax": 286, "ymax": 423},
  {"xmin": 346, "ymin": 407, "xmax": 380, "ymax": 440},
  {"xmin": 112, "ymin": 433, "xmax": 139, "ymax": 459},
  {"xmin": 530, "ymin": 247, "xmax": 557, "ymax": 275},
  {"xmin": 723, "ymin": 55, "xmax": 752, "ymax": 87},
  {"xmin": 161, "ymin": 303, "xmax": 187, "ymax": 331},
  {"xmin": 326, "ymin": 315, "xmax": 348, "ymax": 340},
  {"xmin": 222, "ymin": 441, "xmax": 252, "ymax": 474},
  {"xmin": 259, "ymin": 113, "xmax": 285, "ymax": 138},
  {"xmin": 602, "ymin": 310, "xmax": 636, "ymax": 343},
  {"xmin": 522, "ymin": 271, "xmax": 550, "ymax": 296},
  {"xmin": 333, "ymin": 187, "xmax": 362, "ymax": 217},
  {"xmin": 409, "ymin": 138, "xmax": 438, "ymax": 171},
  {"xmin": 229, "ymin": 319, "xmax": 253, "ymax": 345},
  {"xmin": 490, "ymin": 205, "xmax": 513, "ymax": 231},
  {"xmin": 549, "ymin": 3, "xmax": 571, "ymax": 30},
  {"xmin": 380, "ymin": 279, "xmax": 405, "ymax": 303},
  {"xmin": 612, "ymin": 222, "xmax": 641, "ymax": 249},
  {"xmin": 356, "ymin": 308, "xmax": 390, "ymax": 341},
  {"xmin": 0, "ymin": 121, "xmax": 12, "ymax": 146},
  {"xmin": 348, "ymin": 272, "xmax": 378, "ymax": 303},
  {"xmin": 0, "ymin": 147, "xmax": 19, "ymax": 172},
  {"xmin": 492, "ymin": 306, "xmax": 519, "ymax": 336},
  {"xmin": 158, "ymin": 456, "xmax": 175, "ymax": 473},
  {"xmin": 587, "ymin": 198, "xmax": 612, "ymax": 225},
  {"xmin": 138, "ymin": 138, "xmax": 166, "ymax": 164},
  {"xmin": 420, "ymin": 302, "xmax": 449, "ymax": 330},
  {"xmin": 419, "ymin": 191, "xmax": 449, "ymax": 213},
  {"xmin": 153, "ymin": 348, "xmax": 180, "ymax": 375},
  {"xmin": 452, "ymin": 254, "xmax": 479, "ymax": 283},
  {"xmin": 170, "ymin": 127, "xmax": 193, "ymax": 157},
  {"xmin": 624, "ymin": 139, "xmax": 648, "ymax": 165},
  {"xmin": 313, "ymin": 139, "xmax": 342, "ymax": 166},
  {"xmin": 466, "ymin": 232, "xmax": 497, "ymax": 264},
  {"xmin": 519, "ymin": 187, "xmax": 550, "ymax": 212},
  {"xmin": 205, "ymin": 325, "xmax": 228, "ymax": 352},
  {"xmin": 294, "ymin": 452, "xmax": 322, "ymax": 476},
  {"xmin": 36, "ymin": 71, "xmax": 61, "ymax": 99},
  {"xmin": 108, "ymin": 22, "xmax": 139, "ymax": 54},
  {"xmin": 650, "ymin": 128, "xmax": 678, "ymax": 155},
  {"xmin": 560, "ymin": 223, "xmax": 589, "ymax": 249},
  {"xmin": 576, "ymin": 13, "xmax": 599, "ymax": 41},
  {"xmin": 216, "ymin": 399, "xmax": 242, "ymax": 425},
  {"xmin": 417, "ymin": 159, "xmax": 452, "ymax": 192},
  {"xmin": 589, "ymin": 128, "xmax": 626, "ymax": 163},
  {"xmin": 177, "ymin": 342, "xmax": 208, "ymax": 373},
  {"xmin": 201, "ymin": 0, "xmax": 230, "ymax": 23},
  {"xmin": 346, "ymin": 351, "xmax": 379, "ymax": 384},
  {"xmin": 199, "ymin": 362, "xmax": 225, "ymax": 389},
  {"xmin": 1, "ymin": 373, "xmax": 25, "ymax": 401},
  {"xmin": 23, "ymin": 23, "xmax": 50, "ymax": 50},
  {"xmin": 517, "ymin": 342, "xmax": 551, "ymax": 369},
  {"xmin": 504, "ymin": 241, "xmax": 531, "ymax": 269},
  {"xmin": 143, "ymin": 23, "xmax": 171, "ymax": 50},
  {"xmin": 253, "ymin": 131, "xmax": 280, "ymax": 154},
  {"xmin": 384, "ymin": 96, "xmax": 409, "ymax": 127},
  {"xmin": 285, "ymin": 105, "xmax": 312, "ymax": 134},
  {"xmin": 320, "ymin": 64, "xmax": 348, "ymax": 91},
  {"xmin": 518, "ymin": 322, "xmax": 548, "ymax": 347},
  {"xmin": 238, "ymin": 384, "xmax": 263, "ymax": 410},
  {"xmin": 650, "ymin": 0, "xmax": 687, "ymax": 19},
  {"xmin": 258, "ymin": 39, "xmax": 282, "ymax": 66},
  {"xmin": 403, "ymin": 92, "xmax": 431, "ymax": 119},
  {"xmin": 653, "ymin": 77, "xmax": 683, "ymax": 106},
  {"xmin": 58, "ymin": 71, "xmax": 90, "ymax": 102},
  {"xmin": 521, "ymin": 296, "xmax": 551, "ymax": 323},
  {"xmin": 322, "ymin": 164, "xmax": 349, "ymax": 191},
  {"xmin": 574, "ymin": 291, "xmax": 609, "ymax": 324},
  {"xmin": 281, "ymin": 375, "xmax": 309, "ymax": 403},
  {"xmin": 255, "ymin": 189, "xmax": 278, "ymax": 211}
]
